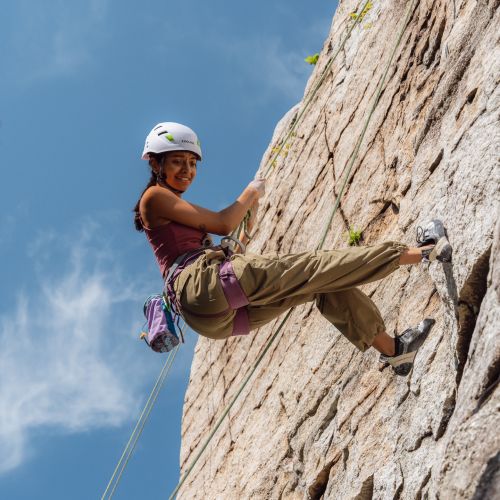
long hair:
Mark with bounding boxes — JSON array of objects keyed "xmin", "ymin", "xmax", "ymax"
[{"xmin": 133, "ymin": 153, "xmax": 165, "ymax": 231}]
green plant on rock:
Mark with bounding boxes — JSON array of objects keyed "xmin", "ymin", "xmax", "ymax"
[
  {"xmin": 305, "ymin": 53, "xmax": 319, "ymax": 65},
  {"xmin": 347, "ymin": 226, "xmax": 362, "ymax": 246}
]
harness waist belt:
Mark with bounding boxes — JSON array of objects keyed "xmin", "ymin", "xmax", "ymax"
[{"xmin": 165, "ymin": 247, "xmax": 250, "ymax": 336}]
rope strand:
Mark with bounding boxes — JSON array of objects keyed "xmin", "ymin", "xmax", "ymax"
[{"xmin": 102, "ymin": 341, "xmax": 180, "ymax": 499}]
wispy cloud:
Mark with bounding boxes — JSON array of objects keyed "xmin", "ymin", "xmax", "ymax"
[
  {"xmin": 0, "ymin": 218, "xmax": 155, "ymax": 473},
  {"xmin": 215, "ymin": 35, "xmax": 311, "ymax": 102},
  {"xmin": 184, "ymin": 12, "xmax": 333, "ymax": 105}
]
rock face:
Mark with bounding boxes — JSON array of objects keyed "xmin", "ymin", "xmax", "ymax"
[{"xmin": 179, "ymin": 0, "xmax": 499, "ymax": 498}]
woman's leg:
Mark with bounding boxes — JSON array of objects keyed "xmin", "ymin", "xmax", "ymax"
[
  {"xmin": 239, "ymin": 243, "xmax": 434, "ymax": 353},
  {"xmin": 371, "ymin": 331, "xmax": 396, "ymax": 356},
  {"xmin": 246, "ymin": 286, "xmax": 401, "ymax": 357},
  {"xmin": 316, "ymin": 288, "xmax": 388, "ymax": 352},
  {"xmin": 399, "ymin": 245, "xmax": 434, "ymax": 265},
  {"xmin": 314, "ymin": 246, "xmax": 435, "ymax": 354},
  {"xmin": 232, "ymin": 241, "xmax": 409, "ymax": 307},
  {"xmin": 247, "ymin": 293, "xmax": 315, "ymax": 331},
  {"xmin": 176, "ymin": 242, "xmax": 435, "ymax": 341}
]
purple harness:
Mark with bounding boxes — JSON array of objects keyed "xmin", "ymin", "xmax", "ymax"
[{"xmin": 165, "ymin": 247, "xmax": 250, "ymax": 336}]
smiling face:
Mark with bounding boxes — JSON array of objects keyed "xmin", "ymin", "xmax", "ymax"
[{"xmin": 157, "ymin": 150, "xmax": 198, "ymax": 193}]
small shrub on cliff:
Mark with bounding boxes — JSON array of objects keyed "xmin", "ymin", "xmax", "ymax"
[
  {"xmin": 305, "ymin": 53, "xmax": 319, "ymax": 65},
  {"xmin": 347, "ymin": 227, "xmax": 362, "ymax": 246}
]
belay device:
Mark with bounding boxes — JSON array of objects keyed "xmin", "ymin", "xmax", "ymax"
[{"xmin": 140, "ymin": 294, "xmax": 183, "ymax": 353}]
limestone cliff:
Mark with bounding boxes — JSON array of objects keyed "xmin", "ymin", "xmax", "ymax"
[{"xmin": 179, "ymin": 0, "xmax": 499, "ymax": 498}]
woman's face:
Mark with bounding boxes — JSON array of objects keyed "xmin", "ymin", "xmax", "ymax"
[{"xmin": 160, "ymin": 151, "xmax": 198, "ymax": 192}]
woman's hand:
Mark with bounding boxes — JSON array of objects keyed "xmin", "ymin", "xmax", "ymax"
[{"xmin": 247, "ymin": 177, "xmax": 266, "ymax": 198}]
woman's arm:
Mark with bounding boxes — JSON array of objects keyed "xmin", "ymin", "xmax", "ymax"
[{"xmin": 140, "ymin": 183, "xmax": 262, "ymax": 235}]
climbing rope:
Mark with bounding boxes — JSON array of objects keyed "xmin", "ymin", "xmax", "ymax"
[
  {"xmin": 169, "ymin": 0, "xmax": 418, "ymax": 496},
  {"xmin": 102, "ymin": 341, "xmax": 180, "ymax": 499}
]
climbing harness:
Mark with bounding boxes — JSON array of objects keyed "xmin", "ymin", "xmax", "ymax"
[
  {"xmin": 141, "ymin": 240, "xmax": 251, "ymax": 357},
  {"xmin": 164, "ymin": 245, "xmax": 251, "ymax": 337},
  {"xmin": 104, "ymin": 0, "xmax": 420, "ymax": 495},
  {"xmin": 219, "ymin": 257, "xmax": 250, "ymax": 335}
]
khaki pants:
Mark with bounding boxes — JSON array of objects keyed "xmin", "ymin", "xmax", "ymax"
[{"xmin": 173, "ymin": 241, "xmax": 407, "ymax": 351}]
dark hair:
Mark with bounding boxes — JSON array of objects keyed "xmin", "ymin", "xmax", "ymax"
[{"xmin": 133, "ymin": 153, "xmax": 166, "ymax": 232}]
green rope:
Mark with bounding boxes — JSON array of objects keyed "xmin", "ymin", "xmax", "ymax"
[
  {"xmin": 168, "ymin": 309, "xmax": 293, "ymax": 500},
  {"xmin": 102, "ymin": 343, "xmax": 180, "ymax": 499},
  {"xmin": 169, "ymin": 0, "xmax": 418, "ymax": 496},
  {"xmin": 318, "ymin": 0, "xmax": 418, "ymax": 248}
]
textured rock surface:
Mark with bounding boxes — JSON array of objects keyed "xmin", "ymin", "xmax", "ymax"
[{"xmin": 179, "ymin": 0, "xmax": 499, "ymax": 498}]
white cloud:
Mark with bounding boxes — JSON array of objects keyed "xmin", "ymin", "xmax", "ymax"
[{"xmin": 0, "ymin": 219, "xmax": 155, "ymax": 473}]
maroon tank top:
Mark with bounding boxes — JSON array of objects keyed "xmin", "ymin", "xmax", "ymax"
[{"xmin": 144, "ymin": 221, "xmax": 208, "ymax": 278}]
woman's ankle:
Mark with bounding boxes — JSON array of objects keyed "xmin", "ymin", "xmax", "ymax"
[
  {"xmin": 372, "ymin": 331, "xmax": 396, "ymax": 356},
  {"xmin": 399, "ymin": 246, "xmax": 434, "ymax": 265}
]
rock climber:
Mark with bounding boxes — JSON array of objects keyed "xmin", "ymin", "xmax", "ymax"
[{"xmin": 133, "ymin": 122, "xmax": 452, "ymax": 376}]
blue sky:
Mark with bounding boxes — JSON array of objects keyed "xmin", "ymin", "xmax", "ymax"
[{"xmin": 0, "ymin": 1, "xmax": 337, "ymax": 498}]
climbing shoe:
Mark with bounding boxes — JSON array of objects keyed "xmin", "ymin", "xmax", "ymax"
[
  {"xmin": 416, "ymin": 219, "xmax": 452, "ymax": 262},
  {"xmin": 379, "ymin": 318, "xmax": 436, "ymax": 376}
]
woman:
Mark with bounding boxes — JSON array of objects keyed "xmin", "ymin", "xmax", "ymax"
[{"xmin": 134, "ymin": 122, "xmax": 452, "ymax": 376}]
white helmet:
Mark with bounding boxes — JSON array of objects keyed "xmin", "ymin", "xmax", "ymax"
[{"xmin": 141, "ymin": 122, "xmax": 202, "ymax": 161}]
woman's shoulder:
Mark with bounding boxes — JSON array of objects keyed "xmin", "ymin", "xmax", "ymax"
[
  {"xmin": 139, "ymin": 186, "xmax": 174, "ymax": 228},
  {"xmin": 141, "ymin": 185, "xmax": 175, "ymax": 208},
  {"xmin": 142, "ymin": 184, "xmax": 172, "ymax": 199}
]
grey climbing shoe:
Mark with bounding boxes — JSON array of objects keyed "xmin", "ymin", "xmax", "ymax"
[
  {"xmin": 416, "ymin": 219, "xmax": 453, "ymax": 263},
  {"xmin": 379, "ymin": 318, "xmax": 436, "ymax": 376}
]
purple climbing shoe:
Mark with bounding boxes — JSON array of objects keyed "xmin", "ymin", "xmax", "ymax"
[
  {"xmin": 379, "ymin": 318, "xmax": 436, "ymax": 376},
  {"xmin": 416, "ymin": 219, "xmax": 453, "ymax": 263}
]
